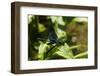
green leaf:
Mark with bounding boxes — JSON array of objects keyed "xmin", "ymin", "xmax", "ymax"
[
  {"xmin": 45, "ymin": 46, "xmax": 59, "ymax": 59},
  {"xmin": 38, "ymin": 23, "xmax": 46, "ymax": 32},
  {"xmin": 74, "ymin": 51, "xmax": 88, "ymax": 58},
  {"xmin": 56, "ymin": 43, "xmax": 74, "ymax": 59},
  {"xmin": 38, "ymin": 42, "xmax": 48, "ymax": 60},
  {"xmin": 69, "ymin": 45, "xmax": 81, "ymax": 50}
]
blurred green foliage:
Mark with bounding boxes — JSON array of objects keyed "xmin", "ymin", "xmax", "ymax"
[{"xmin": 28, "ymin": 15, "xmax": 88, "ymax": 60}]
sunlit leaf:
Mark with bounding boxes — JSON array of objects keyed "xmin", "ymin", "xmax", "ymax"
[
  {"xmin": 57, "ymin": 17, "xmax": 65, "ymax": 25},
  {"xmin": 56, "ymin": 43, "xmax": 74, "ymax": 59},
  {"xmin": 57, "ymin": 28, "xmax": 66, "ymax": 38},
  {"xmin": 73, "ymin": 18, "xmax": 88, "ymax": 22},
  {"xmin": 74, "ymin": 51, "xmax": 88, "ymax": 58},
  {"xmin": 28, "ymin": 15, "xmax": 35, "ymax": 24},
  {"xmin": 38, "ymin": 23, "xmax": 46, "ymax": 32},
  {"xmin": 69, "ymin": 45, "xmax": 81, "ymax": 50},
  {"xmin": 38, "ymin": 42, "xmax": 48, "ymax": 60},
  {"xmin": 50, "ymin": 16, "xmax": 58, "ymax": 23}
]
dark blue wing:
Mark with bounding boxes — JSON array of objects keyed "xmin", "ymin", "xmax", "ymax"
[{"xmin": 48, "ymin": 26, "xmax": 58, "ymax": 45}]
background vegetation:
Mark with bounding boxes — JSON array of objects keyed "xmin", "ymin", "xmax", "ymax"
[{"xmin": 28, "ymin": 15, "xmax": 88, "ymax": 60}]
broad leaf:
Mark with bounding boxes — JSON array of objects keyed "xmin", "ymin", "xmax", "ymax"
[
  {"xmin": 38, "ymin": 42, "xmax": 48, "ymax": 60},
  {"xmin": 56, "ymin": 43, "xmax": 74, "ymax": 59}
]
